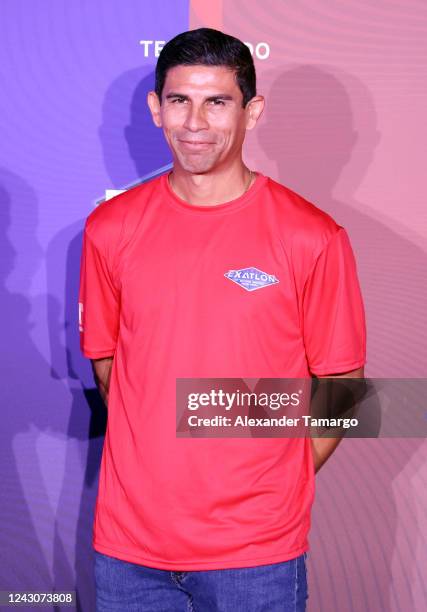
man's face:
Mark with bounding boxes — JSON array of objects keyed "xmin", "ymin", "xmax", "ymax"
[{"xmin": 148, "ymin": 64, "xmax": 263, "ymax": 175}]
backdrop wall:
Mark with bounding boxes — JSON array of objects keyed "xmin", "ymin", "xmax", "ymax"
[{"xmin": 1, "ymin": 1, "xmax": 425, "ymax": 610}]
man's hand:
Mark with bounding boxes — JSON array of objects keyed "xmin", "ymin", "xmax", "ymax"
[
  {"xmin": 91, "ymin": 356, "xmax": 114, "ymax": 409},
  {"xmin": 311, "ymin": 366, "xmax": 364, "ymax": 473}
]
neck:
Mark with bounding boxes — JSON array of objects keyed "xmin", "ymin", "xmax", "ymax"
[{"xmin": 168, "ymin": 164, "xmax": 255, "ymax": 206}]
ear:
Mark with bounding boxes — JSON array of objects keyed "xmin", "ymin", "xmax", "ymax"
[
  {"xmin": 245, "ymin": 95, "xmax": 265, "ymax": 131},
  {"xmin": 147, "ymin": 91, "xmax": 162, "ymax": 128}
]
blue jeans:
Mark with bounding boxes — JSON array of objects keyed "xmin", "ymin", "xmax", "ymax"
[{"xmin": 94, "ymin": 550, "xmax": 308, "ymax": 611}]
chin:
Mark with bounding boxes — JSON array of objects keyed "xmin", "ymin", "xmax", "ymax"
[{"xmin": 179, "ymin": 158, "xmax": 217, "ymax": 174}]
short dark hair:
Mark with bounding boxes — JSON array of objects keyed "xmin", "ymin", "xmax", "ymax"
[{"xmin": 155, "ymin": 28, "xmax": 256, "ymax": 108}]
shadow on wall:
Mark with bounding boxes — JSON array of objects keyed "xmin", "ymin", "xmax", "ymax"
[
  {"xmin": 98, "ymin": 68, "xmax": 172, "ymax": 189},
  {"xmin": 0, "ymin": 171, "xmax": 69, "ymax": 596}
]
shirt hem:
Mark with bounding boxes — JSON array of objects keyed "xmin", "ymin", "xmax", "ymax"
[
  {"xmin": 93, "ymin": 539, "xmax": 309, "ymax": 571},
  {"xmin": 82, "ymin": 347, "xmax": 116, "ymax": 359},
  {"xmin": 309, "ymin": 358, "xmax": 366, "ymax": 376}
]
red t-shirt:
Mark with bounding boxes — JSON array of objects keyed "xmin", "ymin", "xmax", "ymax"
[{"xmin": 78, "ymin": 170, "xmax": 366, "ymax": 570}]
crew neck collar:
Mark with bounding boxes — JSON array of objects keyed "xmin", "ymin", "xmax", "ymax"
[{"xmin": 161, "ymin": 170, "xmax": 268, "ymax": 215}]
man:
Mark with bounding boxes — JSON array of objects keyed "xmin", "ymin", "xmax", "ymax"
[{"xmin": 78, "ymin": 27, "xmax": 366, "ymax": 612}]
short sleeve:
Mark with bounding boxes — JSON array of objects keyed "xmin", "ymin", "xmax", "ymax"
[
  {"xmin": 302, "ymin": 227, "xmax": 366, "ymax": 375},
  {"xmin": 78, "ymin": 223, "xmax": 120, "ymax": 359}
]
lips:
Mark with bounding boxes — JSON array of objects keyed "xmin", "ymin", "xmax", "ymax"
[
  {"xmin": 179, "ymin": 140, "xmax": 212, "ymax": 145},
  {"xmin": 178, "ymin": 140, "xmax": 214, "ymax": 151}
]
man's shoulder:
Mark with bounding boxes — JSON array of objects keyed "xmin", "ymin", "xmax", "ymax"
[
  {"xmin": 265, "ymin": 175, "xmax": 341, "ymax": 247},
  {"xmin": 84, "ymin": 174, "xmax": 162, "ymax": 244}
]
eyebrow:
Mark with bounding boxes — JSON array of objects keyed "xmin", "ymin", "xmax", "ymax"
[{"xmin": 165, "ymin": 93, "xmax": 234, "ymax": 102}]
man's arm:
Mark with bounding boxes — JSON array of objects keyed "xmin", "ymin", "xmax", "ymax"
[
  {"xmin": 91, "ymin": 356, "xmax": 114, "ymax": 409},
  {"xmin": 311, "ymin": 366, "xmax": 364, "ymax": 473}
]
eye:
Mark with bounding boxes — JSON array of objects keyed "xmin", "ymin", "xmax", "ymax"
[
  {"xmin": 171, "ymin": 97, "xmax": 186, "ymax": 104},
  {"xmin": 209, "ymin": 99, "xmax": 225, "ymax": 106}
]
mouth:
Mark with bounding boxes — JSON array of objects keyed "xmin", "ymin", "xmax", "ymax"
[{"xmin": 178, "ymin": 140, "xmax": 214, "ymax": 150}]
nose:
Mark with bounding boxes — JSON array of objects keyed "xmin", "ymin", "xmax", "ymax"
[{"xmin": 182, "ymin": 104, "xmax": 209, "ymax": 132}]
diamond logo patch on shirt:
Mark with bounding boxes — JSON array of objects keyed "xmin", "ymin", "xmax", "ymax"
[{"xmin": 224, "ymin": 267, "xmax": 279, "ymax": 292}]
